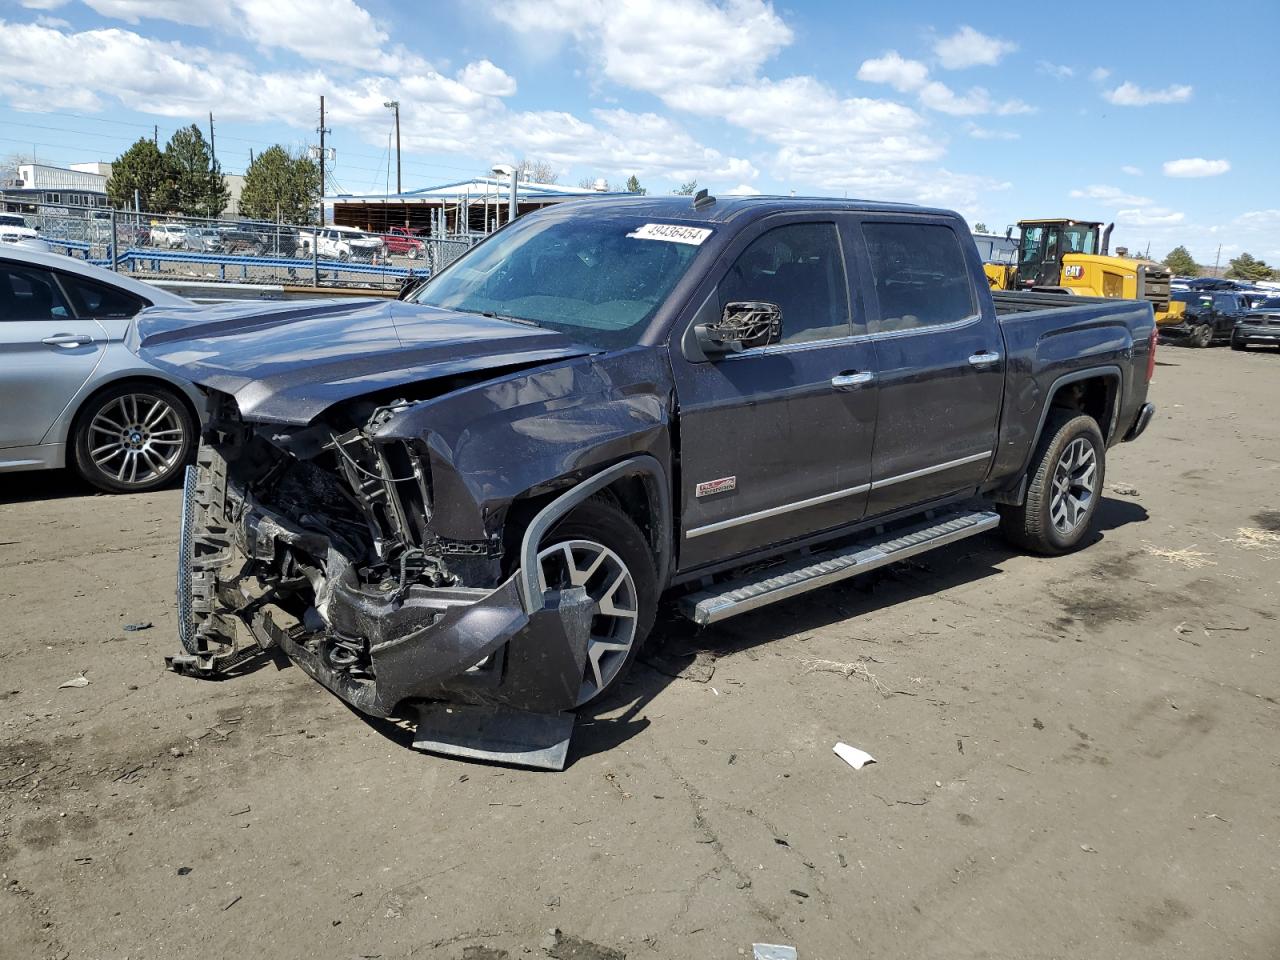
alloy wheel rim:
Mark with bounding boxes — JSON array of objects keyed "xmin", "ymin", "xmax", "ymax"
[
  {"xmin": 537, "ymin": 539, "xmax": 639, "ymax": 706},
  {"xmin": 1049, "ymin": 437, "xmax": 1097, "ymax": 535},
  {"xmin": 88, "ymin": 393, "xmax": 185, "ymax": 486}
]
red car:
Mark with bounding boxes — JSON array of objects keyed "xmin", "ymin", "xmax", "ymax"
[{"xmin": 380, "ymin": 226, "xmax": 426, "ymax": 259}]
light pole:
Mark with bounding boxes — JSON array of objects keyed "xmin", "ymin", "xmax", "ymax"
[
  {"xmin": 383, "ymin": 100, "xmax": 401, "ymax": 196},
  {"xmin": 492, "ymin": 163, "xmax": 516, "ymax": 226}
]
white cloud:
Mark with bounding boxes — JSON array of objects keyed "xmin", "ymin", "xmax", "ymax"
[
  {"xmin": 0, "ymin": 17, "xmax": 724, "ymax": 187},
  {"xmin": 918, "ymin": 81, "xmax": 1032, "ymax": 117},
  {"xmin": 79, "ymin": 0, "xmax": 392, "ymax": 67},
  {"xmin": 1090, "ymin": 67, "xmax": 1111, "ymax": 83},
  {"xmin": 857, "ymin": 51, "xmax": 928, "ymax": 92},
  {"xmin": 725, "ymin": 183, "xmax": 762, "ymax": 195},
  {"xmin": 1117, "ymin": 206, "xmax": 1185, "ymax": 227},
  {"xmin": 488, "ymin": 1, "xmax": 964, "ymax": 199},
  {"xmin": 1103, "ymin": 81, "xmax": 1192, "ymax": 106},
  {"xmin": 967, "ymin": 124, "xmax": 1019, "ymax": 141},
  {"xmin": 456, "ymin": 60, "xmax": 517, "ymax": 97},
  {"xmin": 1121, "ymin": 165, "xmax": 1143, "ymax": 176},
  {"xmin": 18, "ymin": 0, "xmax": 68, "ymax": 8},
  {"xmin": 502, "ymin": 0, "xmax": 792, "ymax": 96},
  {"xmin": 1070, "ymin": 184, "xmax": 1152, "ymax": 207},
  {"xmin": 1162, "ymin": 157, "xmax": 1230, "ymax": 178},
  {"xmin": 933, "ymin": 26, "xmax": 1016, "ymax": 69},
  {"xmin": 1037, "ymin": 61, "xmax": 1073, "ymax": 79}
]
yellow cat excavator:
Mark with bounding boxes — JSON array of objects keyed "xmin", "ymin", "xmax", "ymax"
[{"xmin": 984, "ymin": 218, "xmax": 1185, "ymax": 326}]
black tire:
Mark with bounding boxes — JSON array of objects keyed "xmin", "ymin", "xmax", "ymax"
[
  {"xmin": 537, "ymin": 498, "xmax": 658, "ymax": 708},
  {"xmin": 1190, "ymin": 323, "xmax": 1213, "ymax": 348},
  {"xmin": 1230, "ymin": 333, "xmax": 1247, "ymax": 351},
  {"xmin": 71, "ymin": 381, "xmax": 195, "ymax": 494},
  {"xmin": 999, "ymin": 411, "xmax": 1106, "ymax": 555}
]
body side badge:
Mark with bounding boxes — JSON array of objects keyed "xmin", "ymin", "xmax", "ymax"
[{"xmin": 695, "ymin": 476, "xmax": 736, "ymax": 498}]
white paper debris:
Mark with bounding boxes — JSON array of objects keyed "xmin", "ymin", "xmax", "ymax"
[
  {"xmin": 754, "ymin": 944, "xmax": 798, "ymax": 960},
  {"xmin": 58, "ymin": 675, "xmax": 90, "ymax": 689},
  {"xmin": 833, "ymin": 742, "xmax": 875, "ymax": 770}
]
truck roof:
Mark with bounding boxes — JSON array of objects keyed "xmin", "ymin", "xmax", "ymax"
[{"xmin": 546, "ymin": 194, "xmax": 957, "ymax": 224}]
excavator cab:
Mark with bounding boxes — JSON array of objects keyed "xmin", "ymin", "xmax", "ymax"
[{"xmin": 1015, "ymin": 219, "xmax": 1104, "ymax": 288}]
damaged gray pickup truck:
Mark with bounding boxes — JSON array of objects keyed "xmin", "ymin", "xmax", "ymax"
[{"xmin": 131, "ymin": 195, "xmax": 1157, "ymax": 768}]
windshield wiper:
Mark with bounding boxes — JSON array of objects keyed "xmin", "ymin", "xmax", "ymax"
[{"xmin": 480, "ymin": 310, "xmax": 540, "ymax": 327}]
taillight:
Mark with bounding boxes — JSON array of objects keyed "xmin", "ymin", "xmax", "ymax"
[{"xmin": 1146, "ymin": 327, "xmax": 1158, "ymax": 382}]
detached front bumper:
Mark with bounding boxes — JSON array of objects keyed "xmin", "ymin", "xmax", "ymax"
[{"xmin": 173, "ymin": 460, "xmax": 594, "ymax": 722}]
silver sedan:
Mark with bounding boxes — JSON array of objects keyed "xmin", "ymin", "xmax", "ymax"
[{"xmin": 0, "ymin": 249, "xmax": 204, "ymax": 493}]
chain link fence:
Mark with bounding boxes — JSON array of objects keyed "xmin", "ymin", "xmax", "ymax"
[{"xmin": 3, "ymin": 201, "xmax": 476, "ymax": 293}]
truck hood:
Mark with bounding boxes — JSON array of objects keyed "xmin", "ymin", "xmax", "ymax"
[{"xmin": 129, "ymin": 298, "xmax": 594, "ymax": 425}]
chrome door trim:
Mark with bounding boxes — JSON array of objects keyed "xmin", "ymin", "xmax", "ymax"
[
  {"xmin": 870, "ymin": 450, "xmax": 993, "ymax": 489},
  {"xmin": 968, "ymin": 351, "xmax": 1001, "ymax": 366},
  {"xmin": 686, "ymin": 482, "xmax": 872, "ymax": 539},
  {"xmin": 683, "ymin": 450, "xmax": 995, "ymax": 540}
]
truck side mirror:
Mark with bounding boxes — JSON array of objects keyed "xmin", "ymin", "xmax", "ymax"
[{"xmin": 693, "ymin": 301, "xmax": 783, "ymax": 356}]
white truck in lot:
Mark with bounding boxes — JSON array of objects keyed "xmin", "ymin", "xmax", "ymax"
[{"xmin": 308, "ymin": 225, "xmax": 384, "ymax": 262}]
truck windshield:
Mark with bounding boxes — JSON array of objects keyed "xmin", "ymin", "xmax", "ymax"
[{"xmin": 410, "ymin": 214, "xmax": 709, "ymax": 349}]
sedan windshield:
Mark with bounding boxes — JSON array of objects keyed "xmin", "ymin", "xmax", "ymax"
[{"xmin": 410, "ymin": 214, "xmax": 709, "ymax": 349}]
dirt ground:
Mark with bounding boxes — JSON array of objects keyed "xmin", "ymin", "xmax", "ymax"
[{"xmin": 2, "ymin": 345, "xmax": 1278, "ymax": 960}]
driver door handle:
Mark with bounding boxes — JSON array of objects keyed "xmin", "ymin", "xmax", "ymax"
[
  {"xmin": 41, "ymin": 333, "xmax": 95, "ymax": 348},
  {"xmin": 968, "ymin": 351, "xmax": 1001, "ymax": 366},
  {"xmin": 831, "ymin": 370, "xmax": 875, "ymax": 390}
]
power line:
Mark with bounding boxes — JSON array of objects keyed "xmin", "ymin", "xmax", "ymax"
[{"xmin": 0, "ymin": 109, "xmax": 485, "ymax": 179}]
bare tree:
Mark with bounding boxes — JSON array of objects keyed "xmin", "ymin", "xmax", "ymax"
[
  {"xmin": 1, "ymin": 152, "xmax": 33, "ymax": 184},
  {"xmin": 577, "ymin": 176, "xmax": 610, "ymax": 191},
  {"xmin": 517, "ymin": 159, "xmax": 558, "ymax": 184}
]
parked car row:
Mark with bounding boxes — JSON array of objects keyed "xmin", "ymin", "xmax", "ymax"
[{"xmin": 1160, "ymin": 290, "xmax": 1280, "ymax": 351}]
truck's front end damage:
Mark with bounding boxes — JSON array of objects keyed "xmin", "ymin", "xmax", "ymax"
[{"xmin": 172, "ymin": 388, "xmax": 624, "ymax": 767}]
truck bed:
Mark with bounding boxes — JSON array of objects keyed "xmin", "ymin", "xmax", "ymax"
[{"xmin": 990, "ymin": 289, "xmax": 1119, "ymax": 314}]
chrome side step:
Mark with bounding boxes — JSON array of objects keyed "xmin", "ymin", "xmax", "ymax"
[{"xmin": 678, "ymin": 509, "xmax": 1000, "ymax": 625}]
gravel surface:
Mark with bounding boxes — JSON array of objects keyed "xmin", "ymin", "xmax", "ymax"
[{"xmin": 2, "ymin": 345, "xmax": 1278, "ymax": 960}]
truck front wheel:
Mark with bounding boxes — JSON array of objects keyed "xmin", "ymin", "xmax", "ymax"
[
  {"xmin": 999, "ymin": 412, "xmax": 1106, "ymax": 555},
  {"xmin": 535, "ymin": 499, "xmax": 658, "ymax": 708}
]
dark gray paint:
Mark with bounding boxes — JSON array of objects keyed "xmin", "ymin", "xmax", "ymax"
[{"xmin": 137, "ymin": 195, "xmax": 1157, "ymax": 735}]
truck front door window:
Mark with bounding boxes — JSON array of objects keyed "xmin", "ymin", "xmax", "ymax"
[
  {"xmin": 717, "ymin": 223, "xmax": 850, "ymax": 344},
  {"xmin": 863, "ymin": 223, "xmax": 977, "ymax": 333}
]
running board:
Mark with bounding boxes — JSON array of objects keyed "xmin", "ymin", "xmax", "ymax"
[{"xmin": 678, "ymin": 509, "xmax": 1000, "ymax": 625}]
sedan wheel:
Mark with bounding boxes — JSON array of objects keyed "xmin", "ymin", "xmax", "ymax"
[{"xmin": 73, "ymin": 385, "xmax": 194, "ymax": 493}]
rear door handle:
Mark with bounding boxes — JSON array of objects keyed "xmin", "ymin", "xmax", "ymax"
[
  {"xmin": 968, "ymin": 351, "xmax": 1001, "ymax": 366},
  {"xmin": 41, "ymin": 333, "xmax": 95, "ymax": 348},
  {"xmin": 831, "ymin": 371, "xmax": 875, "ymax": 390}
]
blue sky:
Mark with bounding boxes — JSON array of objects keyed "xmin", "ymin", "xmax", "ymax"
[{"xmin": 1, "ymin": 0, "xmax": 1276, "ymax": 264}]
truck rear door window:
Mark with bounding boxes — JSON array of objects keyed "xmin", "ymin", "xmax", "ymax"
[
  {"xmin": 864, "ymin": 222, "xmax": 977, "ymax": 334},
  {"xmin": 718, "ymin": 222, "xmax": 850, "ymax": 344}
]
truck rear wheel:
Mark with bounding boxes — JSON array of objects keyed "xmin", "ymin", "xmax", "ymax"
[
  {"xmin": 535, "ymin": 499, "xmax": 658, "ymax": 708},
  {"xmin": 999, "ymin": 412, "xmax": 1105, "ymax": 555}
]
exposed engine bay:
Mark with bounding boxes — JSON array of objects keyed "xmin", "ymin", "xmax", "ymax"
[{"xmin": 172, "ymin": 389, "xmax": 604, "ymax": 768}]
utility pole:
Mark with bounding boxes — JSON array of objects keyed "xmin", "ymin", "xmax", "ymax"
[
  {"xmin": 1214, "ymin": 244, "xmax": 1222, "ymax": 275},
  {"xmin": 208, "ymin": 112, "xmax": 216, "ymax": 219},
  {"xmin": 383, "ymin": 100, "xmax": 401, "ymax": 195},
  {"xmin": 317, "ymin": 95, "xmax": 330, "ymax": 228}
]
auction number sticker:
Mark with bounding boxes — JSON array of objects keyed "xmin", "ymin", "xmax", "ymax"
[{"xmin": 626, "ymin": 223, "xmax": 713, "ymax": 245}]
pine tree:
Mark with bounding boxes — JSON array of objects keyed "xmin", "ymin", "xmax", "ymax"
[
  {"xmin": 238, "ymin": 146, "xmax": 320, "ymax": 224},
  {"xmin": 1162, "ymin": 245, "xmax": 1199, "ymax": 277},
  {"xmin": 106, "ymin": 138, "xmax": 174, "ymax": 212},
  {"xmin": 624, "ymin": 175, "xmax": 646, "ymax": 195}
]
